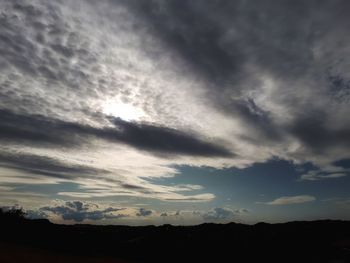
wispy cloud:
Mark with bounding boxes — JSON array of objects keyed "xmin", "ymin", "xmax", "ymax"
[
  {"xmin": 300, "ymin": 166, "xmax": 349, "ymax": 181},
  {"xmin": 265, "ymin": 195, "xmax": 316, "ymax": 205}
]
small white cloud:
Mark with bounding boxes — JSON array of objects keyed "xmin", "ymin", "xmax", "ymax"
[{"xmin": 266, "ymin": 195, "xmax": 316, "ymax": 205}]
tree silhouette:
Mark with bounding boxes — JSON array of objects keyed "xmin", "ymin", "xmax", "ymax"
[{"xmin": 0, "ymin": 207, "xmax": 26, "ymax": 223}]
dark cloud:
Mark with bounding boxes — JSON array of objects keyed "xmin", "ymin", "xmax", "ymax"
[
  {"xmin": 109, "ymin": 118, "xmax": 232, "ymax": 157},
  {"xmin": 1, "ymin": 0, "xmax": 349, "ymax": 167},
  {"xmin": 328, "ymin": 74, "xmax": 350, "ymax": 102},
  {"xmin": 123, "ymin": 0, "xmax": 322, "ymax": 87},
  {"xmin": 136, "ymin": 208, "xmax": 152, "ymax": 217},
  {"xmin": 121, "ymin": 0, "xmax": 296, "ymax": 138},
  {"xmin": 40, "ymin": 201, "xmax": 126, "ymax": 222},
  {"xmin": 122, "ymin": 0, "xmax": 241, "ymax": 82},
  {"xmin": 0, "ymin": 151, "xmax": 106, "ymax": 179},
  {"xmin": 0, "ymin": 109, "xmax": 232, "ymax": 157},
  {"xmin": 65, "ymin": 201, "xmax": 86, "ymax": 211},
  {"xmin": 289, "ymin": 113, "xmax": 350, "ymax": 154},
  {"xmin": 123, "ymin": 0, "xmax": 350, "ymax": 158},
  {"xmin": 0, "ymin": 109, "xmax": 88, "ymax": 148}
]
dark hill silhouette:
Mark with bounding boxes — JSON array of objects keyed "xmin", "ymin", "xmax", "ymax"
[{"xmin": 0, "ymin": 208, "xmax": 350, "ymax": 262}]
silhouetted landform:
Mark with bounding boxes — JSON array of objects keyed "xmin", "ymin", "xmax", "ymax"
[{"xmin": 0, "ymin": 209, "xmax": 350, "ymax": 263}]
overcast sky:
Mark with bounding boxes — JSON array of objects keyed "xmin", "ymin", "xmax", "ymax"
[{"xmin": 0, "ymin": 0, "xmax": 350, "ymax": 225}]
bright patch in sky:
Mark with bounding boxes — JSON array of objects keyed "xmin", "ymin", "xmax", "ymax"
[{"xmin": 102, "ymin": 100, "xmax": 145, "ymax": 121}]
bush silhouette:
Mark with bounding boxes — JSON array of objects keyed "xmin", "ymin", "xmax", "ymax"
[{"xmin": 0, "ymin": 207, "xmax": 26, "ymax": 223}]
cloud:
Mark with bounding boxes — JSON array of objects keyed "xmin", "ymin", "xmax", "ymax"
[
  {"xmin": 161, "ymin": 193, "xmax": 215, "ymax": 202},
  {"xmin": 300, "ymin": 165, "xmax": 349, "ymax": 181},
  {"xmin": 0, "ymin": 0, "xmax": 224, "ymax": 206},
  {"xmin": 39, "ymin": 201, "xmax": 127, "ymax": 222},
  {"xmin": 234, "ymin": 208, "xmax": 249, "ymax": 214},
  {"xmin": 25, "ymin": 209, "xmax": 48, "ymax": 220},
  {"xmin": 266, "ymin": 195, "xmax": 316, "ymax": 205},
  {"xmin": 123, "ymin": 0, "xmax": 350, "ymax": 166},
  {"xmin": 136, "ymin": 208, "xmax": 153, "ymax": 217},
  {"xmin": 0, "ymin": 108, "xmax": 232, "ymax": 157},
  {"xmin": 1, "ymin": 0, "xmax": 350, "ymax": 167},
  {"xmin": 0, "ymin": 150, "xmax": 106, "ymax": 180},
  {"xmin": 301, "ymin": 172, "xmax": 347, "ymax": 181},
  {"xmin": 202, "ymin": 207, "xmax": 236, "ymax": 221},
  {"xmin": 108, "ymin": 117, "xmax": 233, "ymax": 157}
]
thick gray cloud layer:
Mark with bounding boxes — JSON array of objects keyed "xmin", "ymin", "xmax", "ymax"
[
  {"xmin": 123, "ymin": 0, "xmax": 350, "ymax": 158},
  {"xmin": 2, "ymin": 0, "xmax": 349, "ymax": 163},
  {"xmin": 0, "ymin": 108, "xmax": 231, "ymax": 157}
]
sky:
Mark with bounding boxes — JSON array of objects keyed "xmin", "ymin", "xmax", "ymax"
[{"xmin": 0, "ymin": 0, "xmax": 350, "ymax": 225}]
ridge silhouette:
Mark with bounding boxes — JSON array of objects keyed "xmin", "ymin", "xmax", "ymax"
[{"xmin": 0, "ymin": 208, "xmax": 349, "ymax": 262}]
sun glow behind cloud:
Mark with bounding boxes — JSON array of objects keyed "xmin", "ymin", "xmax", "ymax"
[{"xmin": 102, "ymin": 100, "xmax": 145, "ymax": 121}]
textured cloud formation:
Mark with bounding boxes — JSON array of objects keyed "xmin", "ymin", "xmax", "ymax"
[
  {"xmin": 266, "ymin": 195, "xmax": 316, "ymax": 205},
  {"xmin": 136, "ymin": 208, "xmax": 153, "ymax": 217},
  {"xmin": 0, "ymin": 151, "xmax": 106, "ymax": 180},
  {"xmin": 123, "ymin": 0, "xmax": 350, "ymax": 167},
  {"xmin": 202, "ymin": 207, "xmax": 237, "ymax": 221},
  {"xmin": 22, "ymin": 203, "xmax": 249, "ymax": 225},
  {"xmin": 0, "ymin": 0, "xmax": 350, "ymax": 212},
  {"xmin": 38, "ymin": 201, "xmax": 127, "ymax": 222}
]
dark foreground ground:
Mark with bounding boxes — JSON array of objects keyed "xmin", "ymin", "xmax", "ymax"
[{"xmin": 1, "ymin": 216, "xmax": 350, "ymax": 262}]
